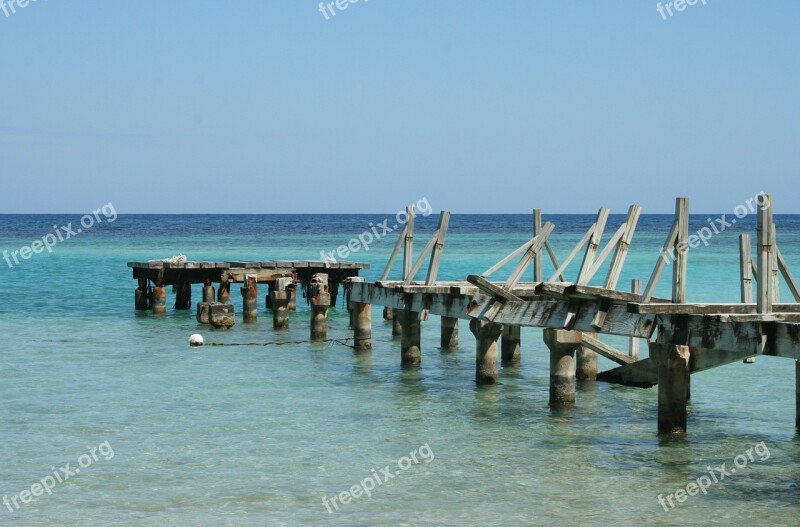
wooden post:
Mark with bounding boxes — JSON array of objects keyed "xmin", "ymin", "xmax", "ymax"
[
  {"xmin": 403, "ymin": 205, "xmax": 415, "ymax": 280},
  {"xmin": 175, "ymin": 280, "xmax": 192, "ymax": 310},
  {"xmin": 135, "ymin": 279, "xmax": 149, "ymax": 310},
  {"xmin": 350, "ymin": 278, "xmax": 371, "ymax": 351},
  {"xmin": 309, "ymin": 274, "xmax": 330, "ymax": 340},
  {"xmin": 217, "ymin": 281, "xmax": 231, "ymax": 305},
  {"xmin": 240, "ymin": 276, "xmax": 258, "ymax": 322},
  {"xmin": 650, "ymin": 341, "xmax": 691, "ymax": 436},
  {"xmin": 544, "ymin": 329, "xmax": 581, "ymax": 408},
  {"xmin": 796, "ymin": 361, "xmax": 800, "ymax": 431},
  {"xmin": 152, "ymin": 286, "xmax": 167, "ymax": 314},
  {"xmin": 501, "ymin": 325, "xmax": 521, "ymax": 365},
  {"xmin": 673, "ymin": 198, "xmax": 689, "ymax": 304},
  {"xmin": 441, "ymin": 316, "xmax": 459, "ymax": 349},
  {"xmin": 576, "ymin": 332, "xmax": 598, "ymax": 381},
  {"xmin": 399, "ymin": 310, "xmax": 421, "ymax": 368},
  {"xmin": 629, "ymin": 279, "xmax": 641, "ymax": 360},
  {"xmin": 740, "ymin": 235, "xmax": 756, "ymax": 363},
  {"xmin": 270, "ymin": 277, "xmax": 292, "ymax": 329},
  {"xmin": 757, "ymin": 194, "xmax": 774, "ymax": 314},
  {"xmin": 533, "ymin": 209, "xmax": 543, "ymax": 282},
  {"xmin": 470, "ymin": 319, "xmax": 503, "ymax": 385}
]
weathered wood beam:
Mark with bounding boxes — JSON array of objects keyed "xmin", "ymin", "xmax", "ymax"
[
  {"xmin": 581, "ymin": 334, "xmax": 635, "ymax": 365},
  {"xmin": 548, "ymin": 227, "xmax": 595, "ymax": 282},
  {"xmin": 504, "ymin": 222, "xmax": 555, "ymax": 289},
  {"xmin": 533, "ymin": 209, "xmax": 543, "ymax": 282},
  {"xmin": 630, "ymin": 279, "xmax": 642, "ymax": 359},
  {"xmin": 672, "ymin": 197, "xmax": 689, "ymax": 304},
  {"xmin": 467, "ymin": 275, "xmax": 523, "ymax": 302},
  {"xmin": 740, "ymin": 234, "xmax": 754, "ymax": 303},
  {"xmin": 642, "ymin": 219, "xmax": 679, "ymax": 303},
  {"xmin": 425, "ymin": 211, "xmax": 451, "ymax": 285},
  {"xmin": 380, "ymin": 223, "xmax": 408, "ymax": 281},
  {"xmin": 777, "ymin": 247, "xmax": 800, "ymax": 302},
  {"xmin": 605, "ymin": 204, "xmax": 642, "ymax": 290},
  {"xmin": 628, "ymin": 303, "xmax": 800, "ymax": 315},
  {"xmin": 577, "ymin": 208, "xmax": 610, "ymax": 284},
  {"xmin": 757, "ymin": 194, "xmax": 775, "ymax": 313}
]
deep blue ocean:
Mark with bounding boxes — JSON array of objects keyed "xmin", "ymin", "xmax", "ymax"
[{"xmin": 1, "ymin": 213, "xmax": 798, "ymax": 526}]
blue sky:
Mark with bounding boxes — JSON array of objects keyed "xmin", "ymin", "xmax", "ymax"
[{"xmin": 1, "ymin": 1, "xmax": 798, "ymax": 214}]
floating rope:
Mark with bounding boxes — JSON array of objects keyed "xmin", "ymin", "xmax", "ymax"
[{"xmin": 204, "ymin": 337, "xmax": 355, "ymax": 348}]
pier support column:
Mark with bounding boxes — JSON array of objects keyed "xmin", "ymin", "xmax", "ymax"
[
  {"xmin": 202, "ymin": 281, "xmax": 215, "ymax": 304},
  {"xmin": 349, "ymin": 278, "xmax": 371, "ymax": 351},
  {"xmin": 240, "ymin": 276, "xmax": 258, "ymax": 322},
  {"xmin": 217, "ymin": 281, "xmax": 231, "ymax": 305},
  {"xmin": 501, "ymin": 325, "xmax": 521, "ymax": 365},
  {"xmin": 796, "ymin": 361, "xmax": 799, "ymax": 431},
  {"xmin": 135, "ymin": 279, "xmax": 149, "ymax": 310},
  {"xmin": 576, "ymin": 332, "xmax": 598, "ymax": 381},
  {"xmin": 265, "ymin": 283, "xmax": 273, "ymax": 310},
  {"xmin": 383, "ymin": 307, "xmax": 394, "ymax": 321},
  {"xmin": 470, "ymin": 319, "xmax": 503, "ymax": 385},
  {"xmin": 329, "ymin": 281, "xmax": 340, "ymax": 307},
  {"xmin": 544, "ymin": 329, "xmax": 582, "ymax": 408},
  {"xmin": 441, "ymin": 316, "xmax": 459, "ymax": 349},
  {"xmin": 392, "ymin": 313, "xmax": 403, "ymax": 336},
  {"xmin": 152, "ymin": 286, "xmax": 167, "ymax": 314},
  {"xmin": 270, "ymin": 277, "xmax": 292, "ymax": 329},
  {"xmin": 309, "ymin": 274, "xmax": 331, "ymax": 341},
  {"xmin": 175, "ymin": 281, "xmax": 192, "ymax": 310},
  {"xmin": 287, "ymin": 286, "xmax": 297, "ymax": 311},
  {"xmin": 650, "ymin": 342, "xmax": 691, "ymax": 436},
  {"xmin": 353, "ymin": 303, "xmax": 372, "ymax": 351},
  {"xmin": 399, "ymin": 310, "xmax": 422, "ymax": 368}
]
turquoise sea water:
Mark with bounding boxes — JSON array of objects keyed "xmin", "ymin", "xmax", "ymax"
[{"xmin": 1, "ymin": 213, "xmax": 799, "ymax": 526}]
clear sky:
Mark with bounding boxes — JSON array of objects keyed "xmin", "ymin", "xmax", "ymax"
[{"xmin": 1, "ymin": 1, "xmax": 798, "ymax": 214}]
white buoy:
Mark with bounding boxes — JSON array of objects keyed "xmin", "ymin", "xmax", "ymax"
[{"xmin": 189, "ymin": 334, "xmax": 204, "ymax": 347}]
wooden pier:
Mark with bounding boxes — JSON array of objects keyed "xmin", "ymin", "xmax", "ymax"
[
  {"xmin": 127, "ymin": 259, "xmax": 369, "ymax": 331},
  {"xmin": 345, "ymin": 197, "xmax": 800, "ymax": 436},
  {"xmin": 128, "ymin": 197, "xmax": 800, "ymax": 437}
]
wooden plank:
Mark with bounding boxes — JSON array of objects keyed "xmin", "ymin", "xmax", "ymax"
[
  {"xmin": 547, "ymin": 227, "xmax": 594, "ymax": 282},
  {"xmin": 629, "ymin": 279, "xmax": 641, "ymax": 359},
  {"xmin": 380, "ymin": 223, "xmax": 407, "ymax": 281},
  {"xmin": 604, "ymin": 204, "xmax": 642, "ymax": 289},
  {"xmin": 757, "ymin": 194, "xmax": 775, "ymax": 313},
  {"xmin": 581, "ymin": 334, "xmax": 636, "ymax": 365},
  {"xmin": 426, "ymin": 211, "xmax": 451, "ymax": 285},
  {"xmin": 672, "ymin": 197, "xmax": 689, "ymax": 303},
  {"xmin": 482, "ymin": 238, "xmax": 535, "ymax": 278},
  {"xmin": 642, "ymin": 218, "xmax": 679, "ymax": 303},
  {"xmin": 467, "ymin": 275, "xmax": 522, "ymax": 302},
  {"xmin": 740, "ymin": 234, "xmax": 754, "ymax": 303},
  {"xmin": 504, "ymin": 222, "xmax": 555, "ymax": 288},
  {"xmin": 533, "ymin": 209, "xmax": 543, "ymax": 282},
  {"xmin": 584, "ymin": 222, "xmax": 627, "ymax": 283},
  {"xmin": 403, "ymin": 205, "xmax": 415, "ymax": 281},
  {"xmin": 544, "ymin": 240, "xmax": 567, "ymax": 282},
  {"xmin": 777, "ymin": 247, "xmax": 800, "ymax": 302},
  {"xmin": 577, "ymin": 208, "xmax": 610, "ymax": 284},
  {"xmin": 403, "ymin": 231, "xmax": 438, "ymax": 285},
  {"xmin": 628, "ymin": 302, "xmax": 800, "ymax": 315}
]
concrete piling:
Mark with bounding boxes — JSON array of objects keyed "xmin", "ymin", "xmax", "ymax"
[
  {"xmin": 309, "ymin": 274, "xmax": 331, "ymax": 341},
  {"xmin": 202, "ymin": 281, "xmax": 216, "ymax": 304},
  {"xmin": 399, "ymin": 310, "xmax": 421, "ymax": 367},
  {"xmin": 240, "ymin": 276, "xmax": 258, "ymax": 322},
  {"xmin": 544, "ymin": 329, "xmax": 582, "ymax": 408},
  {"xmin": 217, "ymin": 281, "xmax": 231, "ymax": 305},
  {"xmin": 287, "ymin": 286, "xmax": 297, "ymax": 311},
  {"xmin": 383, "ymin": 307, "xmax": 394, "ymax": 321},
  {"xmin": 576, "ymin": 333, "xmax": 598, "ymax": 381},
  {"xmin": 470, "ymin": 319, "xmax": 503, "ymax": 385},
  {"xmin": 175, "ymin": 281, "xmax": 192, "ymax": 310},
  {"xmin": 152, "ymin": 286, "xmax": 167, "ymax": 314},
  {"xmin": 270, "ymin": 277, "xmax": 292, "ymax": 329},
  {"xmin": 501, "ymin": 325, "xmax": 521, "ymax": 364},
  {"xmin": 349, "ymin": 278, "xmax": 371, "ymax": 351},
  {"xmin": 440, "ymin": 316, "xmax": 459, "ymax": 349}
]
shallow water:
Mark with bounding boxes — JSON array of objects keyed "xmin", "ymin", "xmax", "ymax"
[{"xmin": 1, "ymin": 213, "xmax": 798, "ymax": 526}]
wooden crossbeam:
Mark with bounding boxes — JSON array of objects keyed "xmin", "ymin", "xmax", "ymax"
[
  {"xmin": 604, "ymin": 205, "xmax": 642, "ymax": 289},
  {"xmin": 467, "ymin": 275, "xmax": 522, "ymax": 302},
  {"xmin": 504, "ymin": 222, "xmax": 555, "ymax": 289},
  {"xmin": 425, "ymin": 211, "xmax": 451, "ymax": 285},
  {"xmin": 642, "ymin": 218, "xmax": 679, "ymax": 303},
  {"xmin": 577, "ymin": 208, "xmax": 610, "ymax": 284},
  {"xmin": 581, "ymin": 334, "xmax": 636, "ymax": 366},
  {"xmin": 548, "ymin": 226, "xmax": 595, "ymax": 282},
  {"xmin": 380, "ymin": 223, "xmax": 408, "ymax": 281},
  {"xmin": 777, "ymin": 247, "xmax": 800, "ymax": 302},
  {"xmin": 403, "ymin": 212, "xmax": 451, "ymax": 285}
]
